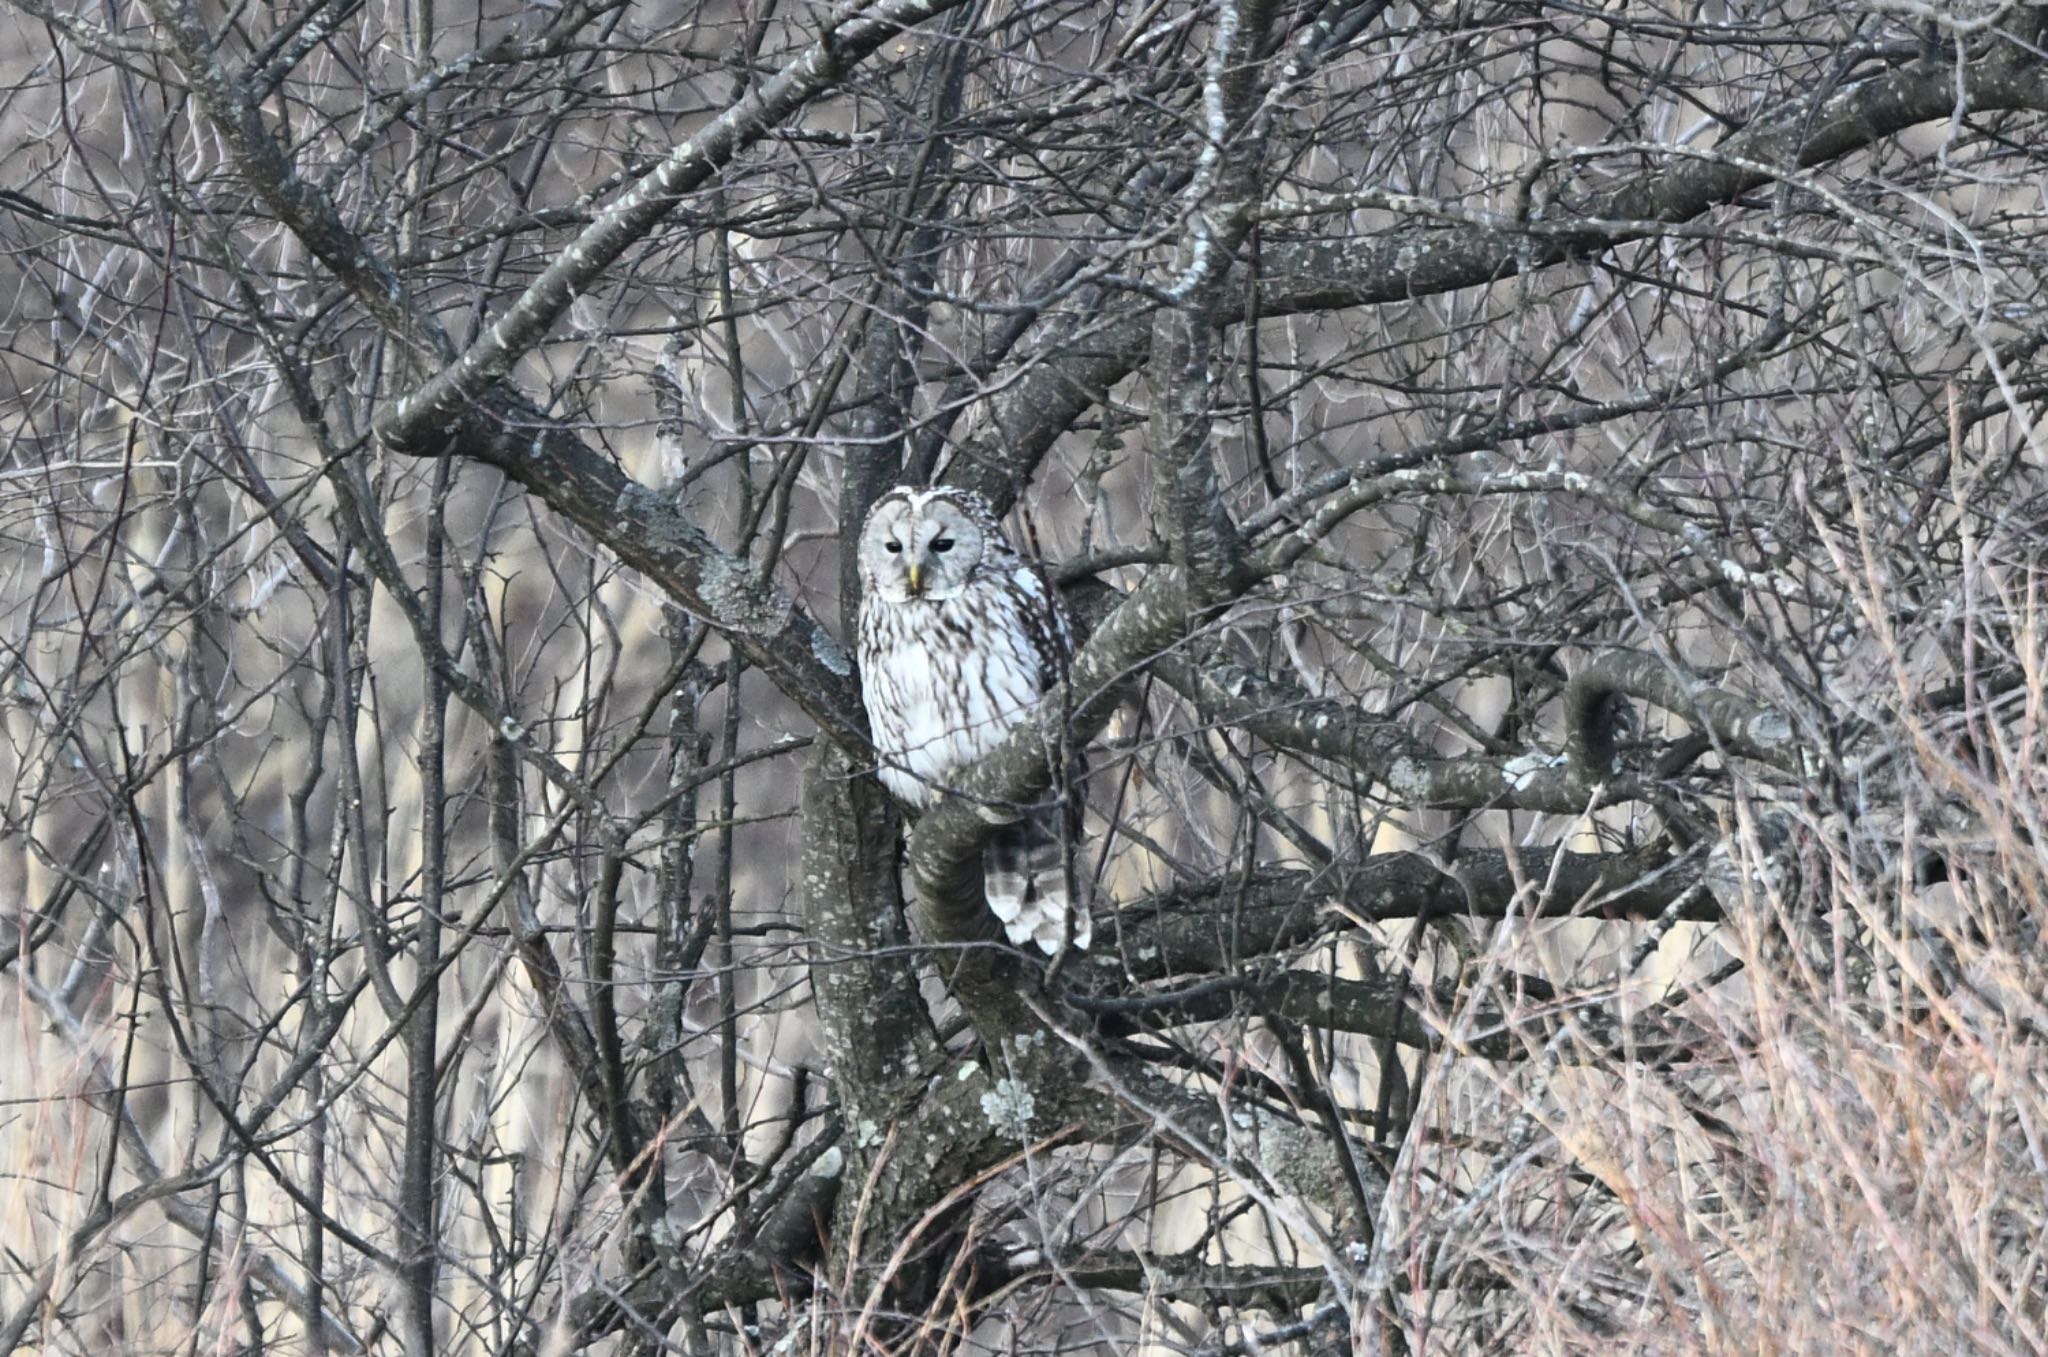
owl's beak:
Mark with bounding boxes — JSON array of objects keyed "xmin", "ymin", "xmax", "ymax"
[{"xmin": 906, "ymin": 561, "xmax": 924, "ymax": 595}]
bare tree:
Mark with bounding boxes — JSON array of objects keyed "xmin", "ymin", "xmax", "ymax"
[{"xmin": 3, "ymin": 0, "xmax": 2047, "ymax": 1352}]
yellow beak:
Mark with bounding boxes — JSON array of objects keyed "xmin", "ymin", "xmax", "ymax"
[{"xmin": 906, "ymin": 561, "xmax": 924, "ymax": 595}]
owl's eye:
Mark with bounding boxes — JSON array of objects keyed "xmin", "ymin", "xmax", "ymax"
[
  {"xmin": 931, "ymin": 538, "xmax": 955, "ymax": 553},
  {"xmin": 885, "ymin": 541, "xmax": 902, "ymax": 554}
]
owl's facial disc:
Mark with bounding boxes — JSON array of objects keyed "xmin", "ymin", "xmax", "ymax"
[{"xmin": 860, "ymin": 492, "xmax": 984, "ymax": 603}]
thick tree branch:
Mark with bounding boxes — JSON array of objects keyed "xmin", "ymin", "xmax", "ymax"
[
  {"xmin": 972, "ymin": 39, "xmax": 2048, "ymax": 503},
  {"xmin": 1145, "ymin": 0, "xmax": 1273, "ymax": 600},
  {"xmin": 378, "ymin": 0, "xmax": 974, "ymax": 452},
  {"xmin": 1565, "ymin": 649, "xmax": 1801, "ymax": 780},
  {"xmin": 1143, "ymin": 647, "xmax": 1623, "ymax": 813},
  {"xmin": 427, "ymin": 396, "xmax": 868, "ymax": 745},
  {"xmin": 1087, "ymin": 964, "xmax": 1719, "ymax": 1064},
  {"xmin": 975, "ymin": 1247, "xmax": 1330, "ymax": 1312},
  {"xmin": 799, "ymin": 743, "xmax": 943, "ymax": 1124},
  {"xmin": 1120, "ymin": 611, "xmax": 1669, "ymax": 814},
  {"xmin": 1097, "ymin": 845, "xmax": 1710, "ymax": 983},
  {"xmin": 1258, "ymin": 51, "xmax": 2048, "ymax": 316}
]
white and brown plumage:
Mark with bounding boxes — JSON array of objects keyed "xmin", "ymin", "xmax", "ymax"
[{"xmin": 855, "ymin": 486, "xmax": 1090, "ymax": 954}]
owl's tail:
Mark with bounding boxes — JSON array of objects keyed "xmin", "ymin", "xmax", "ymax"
[{"xmin": 984, "ymin": 810, "xmax": 1091, "ymax": 954}]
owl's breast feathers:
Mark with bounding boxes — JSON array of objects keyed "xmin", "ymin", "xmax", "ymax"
[{"xmin": 858, "ymin": 568, "xmax": 1063, "ymax": 809}]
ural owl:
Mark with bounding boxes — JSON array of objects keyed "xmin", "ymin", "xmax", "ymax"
[{"xmin": 856, "ymin": 486, "xmax": 1090, "ymax": 954}]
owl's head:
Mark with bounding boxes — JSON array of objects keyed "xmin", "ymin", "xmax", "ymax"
[{"xmin": 858, "ymin": 487, "xmax": 999, "ymax": 603}]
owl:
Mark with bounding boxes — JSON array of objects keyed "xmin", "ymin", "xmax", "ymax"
[{"xmin": 856, "ymin": 486, "xmax": 1091, "ymax": 954}]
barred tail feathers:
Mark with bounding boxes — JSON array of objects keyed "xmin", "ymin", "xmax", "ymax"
[{"xmin": 984, "ymin": 814, "xmax": 1090, "ymax": 954}]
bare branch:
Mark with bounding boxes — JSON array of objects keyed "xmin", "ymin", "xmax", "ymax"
[{"xmin": 377, "ymin": 0, "xmax": 975, "ymax": 454}]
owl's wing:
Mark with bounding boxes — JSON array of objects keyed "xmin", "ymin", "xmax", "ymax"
[{"xmin": 1007, "ymin": 563, "xmax": 1073, "ymax": 694}]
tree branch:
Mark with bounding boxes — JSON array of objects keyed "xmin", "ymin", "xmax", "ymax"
[
  {"xmin": 1564, "ymin": 649, "xmax": 1800, "ymax": 780},
  {"xmin": 972, "ymin": 36, "xmax": 2048, "ymax": 502},
  {"xmin": 378, "ymin": 0, "xmax": 974, "ymax": 453},
  {"xmin": 1095, "ymin": 845, "xmax": 1710, "ymax": 983},
  {"xmin": 396, "ymin": 398, "xmax": 868, "ymax": 746}
]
